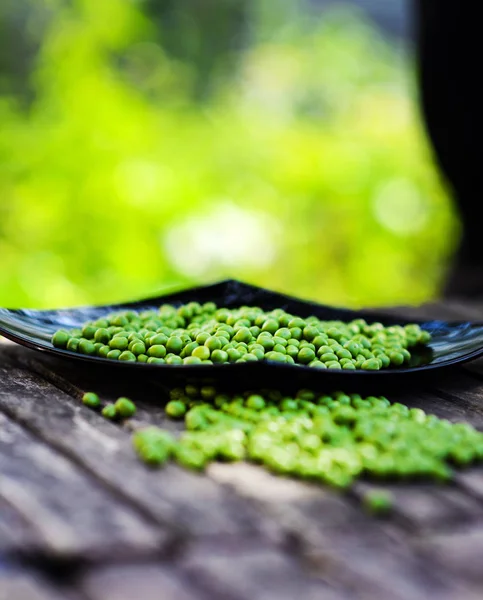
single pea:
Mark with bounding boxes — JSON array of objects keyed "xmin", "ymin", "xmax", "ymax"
[
  {"xmin": 191, "ymin": 345, "xmax": 210, "ymax": 360},
  {"xmin": 281, "ymin": 398, "xmax": 298, "ymax": 412},
  {"xmin": 113, "ymin": 397, "xmax": 136, "ymax": 418},
  {"xmin": 182, "ymin": 341, "xmax": 200, "ymax": 357},
  {"xmin": 82, "ymin": 325, "xmax": 97, "ymax": 339},
  {"xmin": 265, "ymin": 351, "xmax": 286, "ymax": 362},
  {"xmin": 227, "ymin": 348, "xmax": 242, "ymax": 362},
  {"xmin": 183, "ymin": 356, "xmax": 203, "ymax": 365},
  {"xmin": 205, "ymin": 336, "xmax": 222, "ymax": 352},
  {"xmin": 196, "ymin": 331, "xmax": 211, "ymax": 344},
  {"xmin": 320, "ymin": 352, "xmax": 339, "ymax": 363},
  {"xmin": 166, "ymin": 336, "xmax": 184, "ymax": 354},
  {"xmin": 209, "ymin": 349, "xmax": 227, "ymax": 363},
  {"xmin": 308, "ymin": 360, "xmax": 327, "ymax": 368},
  {"xmin": 102, "ymin": 404, "xmax": 118, "ymax": 420},
  {"xmin": 246, "ymin": 395, "xmax": 266, "ymax": 410},
  {"xmin": 342, "ymin": 362, "xmax": 356, "ymax": 370},
  {"xmin": 389, "ymin": 351, "xmax": 405, "ymax": 366},
  {"xmin": 137, "ymin": 354, "xmax": 148, "ymax": 363},
  {"xmin": 106, "ymin": 349, "xmax": 122, "ymax": 360},
  {"xmin": 362, "ymin": 490, "xmax": 393, "ymax": 515},
  {"xmin": 303, "ymin": 325, "xmax": 320, "ymax": 341},
  {"xmin": 97, "ymin": 344, "xmax": 110, "ymax": 358},
  {"xmin": 109, "ymin": 337, "xmax": 129, "ymax": 351},
  {"xmin": 298, "ymin": 348, "xmax": 316, "ymax": 364},
  {"xmin": 274, "ymin": 328, "xmax": 291, "ymax": 340},
  {"xmin": 257, "ymin": 336, "xmax": 275, "ymax": 351},
  {"xmin": 288, "ymin": 317, "xmax": 306, "ymax": 329},
  {"xmin": 148, "ymin": 333, "xmax": 168, "ymax": 347},
  {"xmin": 361, "ymin": 358, "xmax": 381, "ymax": 371},
  {"xmin": 78, "ymin": 339, "xmax": 97, "ymax": 355},
  {"xmin": 148, "ymin": 344, "xmax": 167, "ymax": 359},
  {"xmin": 82, "ymin": 392, "xmax": 100, "ymax": 408},
  {"xmin": 166, "ymin": 355, "xmax": 183, "ymax": 365},
  {"xmin": 166, "ymin": 400, "xmax": 187, "ymax": 418},
  {"xmin": 52, "ymin": 330, "xmax": 70, "ymax": 348},
  {"xmin": 325, "ymin": 361, "xmax": 342, "ymax": 369},
  {"xmin": 312, "ymin": 335, "xmax": 328, "ymax": 348},
  {"xmin": 130, "ymin": 341, "xmax": 146, "ymax": 356},
  {"xmin": 273, "ymin": 344, "xmax": 287, "ymax": 354},
  {"xmin": 261, "ymin": 319, "xmax": 279, "ymax": 334},
  {"xmin": 234, "ymin": 327, "xmax": 252, "ymax": 343},
  {"xmin": 119, "ymin": 351, "xmax": 136, "ymax": 362},
  {"xmin": 147, "ymin": 357, "xmax": 165, "ymax": 364}
]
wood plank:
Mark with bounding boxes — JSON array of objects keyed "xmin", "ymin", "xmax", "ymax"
[
  {"xmin": 0, "ymin": 498, "xmax": 39, "ymax": 555},
  {"xmin": 179, "ymin": 539, "xmax": 346, "ymax": 600},
  {"xmin": 0, "ymin": 563, "xmax": 82, "ymax": 600},
  {"xmin": 0, "ymin": 411, "xmax": 166, "ymax": 559},
  {"xmin": 208, "ymin": 464, "xmax": 469, "ymax": 599},
  {"xmin": 81, "ymin": 563, "xmax": 202, "ymax": 600},
  {"xmin": 0, "ymin": 349, "xmax": 266, "ymax": 539},
  {"xmin": 417, "ymin": 524, "xmax": 483, "ymax": 586}
]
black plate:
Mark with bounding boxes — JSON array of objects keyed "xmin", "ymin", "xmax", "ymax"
[{"xmin": 1, "ymin": 279, "xmax": 483, "ymax": 390}]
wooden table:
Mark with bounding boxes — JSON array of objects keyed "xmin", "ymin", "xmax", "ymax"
[{"xmin": 2, "ymin": 299, "xmax": 483, "ymax": 600}]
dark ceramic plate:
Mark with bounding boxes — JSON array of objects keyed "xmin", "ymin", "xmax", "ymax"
[{"xmin": 1, "ymin": 279, "xmax": 483, "ymax": 390}]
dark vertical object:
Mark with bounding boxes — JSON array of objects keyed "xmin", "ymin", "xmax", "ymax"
[{"xmin": 414, "ymin": 1, "xmax": 483, "ymax": 267}]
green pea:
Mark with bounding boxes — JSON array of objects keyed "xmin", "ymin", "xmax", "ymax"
[
  {"xmin": 296, "ymin": 347, "xmax": 315, "ymax": 364},
  {"xmin": 147, "ymin": 344, "xmax": 166, "ymax": 358},
  {"xmin": 102, "ymin": 404, "xmax": 118, "ymax": 419},
  {"xmin": 119, "ymin": 351, "xmax": 136, "ymax": 362},
  {"xmin": 360, "ymin": 358, "xmax": 380, "ymax": 371},
  {"xmin": 114, "ymin": 397, "xmax": 136, "ymax": 418},
  {"xmin": 166, "ymin": 336, "xmax": 184, "ymax": 354},
  {"xmin": 147, "ymin": 357, "xmax": 165, "ymax": 364},
  {"xmin": 96, "ymin": 344, "xmax": 109, "ymax": 358},
  {"xmin": 234, "ymin": 327, "xmax": 252, "ymax": 343},
  {"xmin": 107, "ymin": 349, "xmax": 122, "ymax": 360},
  {"xmin": 109, "ymin": 337, "xmax": 129, "ymax": 351},
  {"xmin": 165, "ymin": 355, "xmax": 182, "ymax": 365},
  {"xmin": 183, "ymin": 356, "xmax": 203, "ymax": 365},
  {"xmin": 204, "ymin": 336, "xmax": 222, "ymax": 352},
  {"xmin": 273, "ymin": 344, "xmax": 287, "ymax": 354},
  {"xmin": 148, "ymin": 333, "xmax": 168, "ymax": 347},
  {"xmin": 208, "ymin": 349, "xmax": 226, "ymax": 363},
  {"xmin": 261, "ymin": 319, "xmax": 279, "ymax": 334},
  {"xmin": 227, "ymin": 348, "xmax": 242, "ymax": 362},
  {"xmin": 325, "ymin": 361, "xmax": 342, "ymax": 369},
  {"xmin": 265, "ymin": 351, "xmax": 287, "ymax": 362},
  {"xmin": 320, "ymin": 352, "xmax": 338, "ymax": 363},
  {"xmin": 166, "ymin": 400, "xmax": 187, "ymax": 418},
  {"xmin": 362, "ymin": 490, "xmax": 393, "ymax": 515},
  {"xmin": 275, "ymin": 328, "xmax": 291, "ymax": 340},
  {"xmin": 52, "ymin": 330, "xmax": 70, "ymax": 348},
  {"xmin": 82, "ymin": 392, "xmax": 100, "ymax": 408},
  {"xmin": 130, "ymin": 341, "xmax": 146, "ymax": 356},
  {"xmin": 281, "ymin": 398, "xmax": 298, "ymax": 412},
  {"xmin": 181, "ymin": 341, "xmax": 199, "ymax": 357},
  {"xmin": 246, "ymin": 395, "xmax": 266, "ymax": 410},
  {"xmin": 303, "ymin": 325, "xmax": 320, "ymax": 341},
  {"xmin": 288, "ymin": 318, "xmax": 306, "ymax": 329},
  {"xmin": 137, "ymin": 354, "xmax": 148, "ymax": 363},
  {"xmin": 342, "ymin": 362, "xmax": 356, "ymax": 370},
  {"xmin": 196, "ymin": 331, "xmax": 211, "ymax": 344},
  {"xmin": 81, "ymin": 325, "xmax": 97, "ymax": 339},
  {"xmin": 79, "ymin": 339, "xmax": 97, "ymax": 355},
  {"xmin": 309, "ymin": 360, "xmax": 327, "ymax": 369},
  {"xmin": 389, "ymin": 351, "xmax": 405, "ymax": 366},
  {"xmin": 191, "ymin": 345, "xmax": 209, "ymax": 360}
]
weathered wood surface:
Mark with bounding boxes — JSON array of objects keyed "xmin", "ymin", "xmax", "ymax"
[{"xmin": 3, "ymin": 300, "xmax": 483, "ymax": 598}]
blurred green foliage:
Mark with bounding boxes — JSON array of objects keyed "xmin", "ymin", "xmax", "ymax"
[{"xmin": 0, "ymin": 0, "xmax": 458, "ymax": 309}]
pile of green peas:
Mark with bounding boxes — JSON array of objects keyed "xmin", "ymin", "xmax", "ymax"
[
  {"xmin": 132, "ymin": 385, "xmax": 483, "ymax": 488},
  {"xmin": 52, "ymin": 301, "xmax": 431, "ymax": 370}
]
